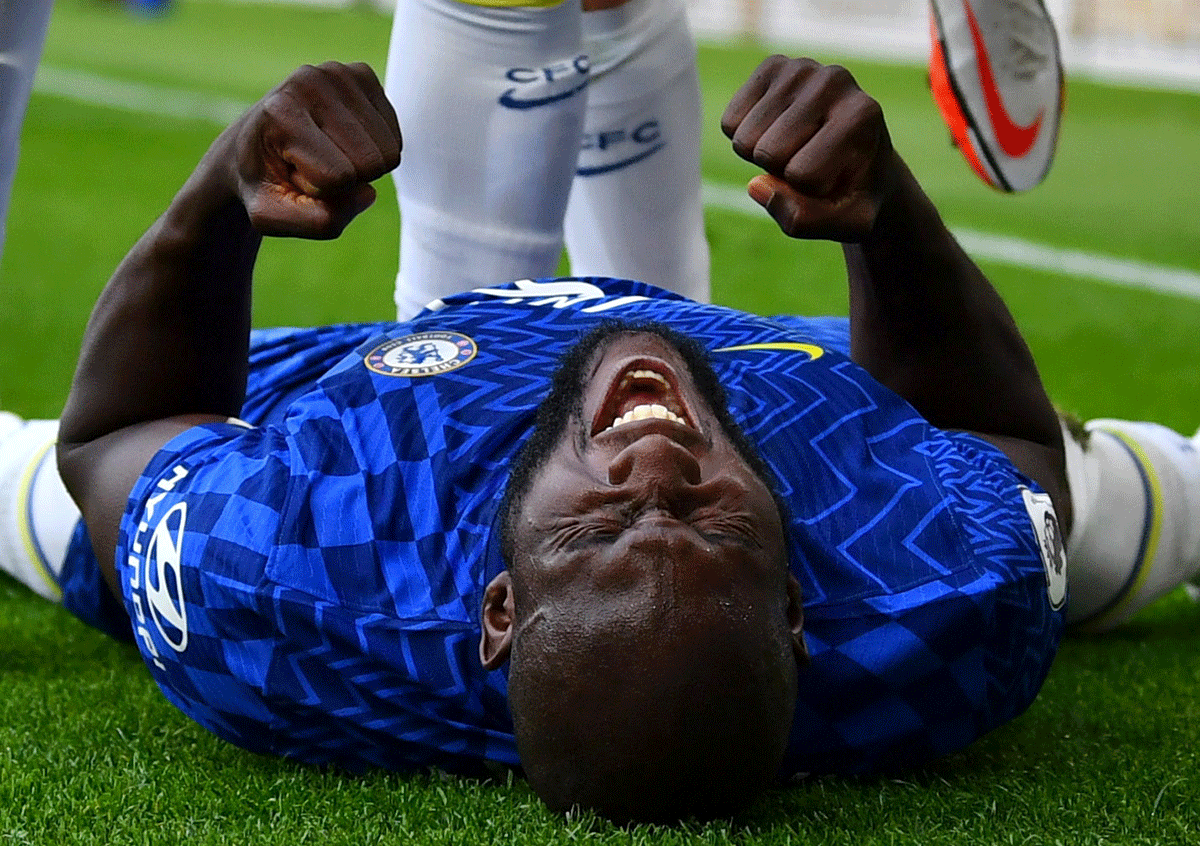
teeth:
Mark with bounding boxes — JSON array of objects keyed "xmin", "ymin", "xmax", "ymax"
[
  {"xmin": 600, "ymin": 367, "xmax": 692, "ymax": 434},
  {"xmin": 623, "ymin": 369, "xmax": 670, "ymax": 388},
  {"xmin": 604, "ymin": 403, "xmax": 687, "ymax": 433}
]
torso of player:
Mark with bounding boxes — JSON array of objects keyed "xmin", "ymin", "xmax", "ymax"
[
  {"xmin": 313, "ymin": 278, "xmax": 1062, "ymax": 773},
  {"xmin": 127, "ymin": 278, "xmax": 1062, "ymax": 776}
]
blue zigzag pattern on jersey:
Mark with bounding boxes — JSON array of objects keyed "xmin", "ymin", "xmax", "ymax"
[{"xmin": 101, "ymin": 277, "xmax": 1061, "ymax": 779}]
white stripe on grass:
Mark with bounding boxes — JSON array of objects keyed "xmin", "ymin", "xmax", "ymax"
[
  {"xmin": 35, "ymin": 66, "xmax": 250, "ymax": 126},
  {"xmin": 703, "ymin": 183, "xmax": 1200, "ymax": 301},
  {"xmin": 37, "ymin": 65, "xmax": 1200, "ymax": 302}
]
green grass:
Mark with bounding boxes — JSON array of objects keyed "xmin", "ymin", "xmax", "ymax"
[{"xmin": 2, "ymin": 1, "xmax": 1200, "ymax": 842}]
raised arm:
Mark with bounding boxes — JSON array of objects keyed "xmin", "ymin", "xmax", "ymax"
[
  {"xmin": 56, "ymin": 61, "xmax": 401, "ymax": 585},
  {"xmin": 720, "ymin": 55, "xmax": 1068, "ymax": 524}
]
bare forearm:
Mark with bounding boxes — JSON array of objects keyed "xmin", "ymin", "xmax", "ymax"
[
  {"xmin": 845, "ymin": 154, "xmax": 1059, "ymax": 447},
  {"xmin": 58, "ymin": 153, "xmax": 260, "ymax": 449},
  {"xmin": 52, "ymin": 61, "xmax": 401, "ymax": 578},
  {"xmin": 721, "ymin": 55, "xmax": 1067, "ymax": 515},
  {"xmin": 58, "ymin": 61, "xmax": 401, "ymax": 454}
]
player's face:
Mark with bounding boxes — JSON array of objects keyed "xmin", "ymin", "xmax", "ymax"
[{"xmin": 510, "ymin": 329, "xmax": 796, "ymax": 637}]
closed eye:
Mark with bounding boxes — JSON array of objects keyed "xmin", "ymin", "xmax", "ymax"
[
  {"xmin": 559, "ymin": 517, "xmax": 626, "ymax": 550},
  {"xmin": 559, "ymin": 511, "xmax": 764, "ymax": 552},
  {"xmin": 692, "ymin": 513, "xmax": 764, "ymax": 550}
]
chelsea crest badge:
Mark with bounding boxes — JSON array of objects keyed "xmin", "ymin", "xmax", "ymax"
[{"xmin": 364, "ymin": 331, "xmax": 478, "ymax": 377}]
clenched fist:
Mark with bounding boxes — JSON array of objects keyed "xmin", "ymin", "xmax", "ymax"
[{"xmin": 721, "ymin": 56, "xmax": 896, "ymax": 243}]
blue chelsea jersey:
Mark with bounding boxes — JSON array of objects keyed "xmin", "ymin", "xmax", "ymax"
[{"xmin": 113, "ymin": 277, "xmax": 1065, "ymax": 778}]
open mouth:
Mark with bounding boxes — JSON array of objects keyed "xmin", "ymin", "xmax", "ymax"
[{"xmin": 591, "ymin": 359, "xmax": 696, "ymax": 438}]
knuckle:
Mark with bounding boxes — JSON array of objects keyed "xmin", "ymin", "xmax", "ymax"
[
  {"xmin": 289, "ymin": 63, "xmax": 322, "ymax": 87},
  {"xmin": 278, "ymin": 65, "xmax": 320, "ymax": 103},
  {"xmin": 844, "ymin": 86, "xmax": 879, "ymax": 113},
  {"xmin": 355, "ymin": 148, "xmax": 387, "ymax": 179},
  {"xmin": 292, "ymin": 62, "xmax": 344, "ymax": 98},
  {"xmin": 752, "ymin": 54, "xmax": 796, "ymax": 88},
  {"xmin": 780, "ymin": 56, "xmax": 819, "ymax": 82},
  {"xmin": 782, "ymin": 159, "xmax": 809, "ymax": 188},
  {"xmin": 312, "ymin": 61, "xmax": 354, "ymax": 88},
  {"xmin": 758, "ymin": 54, "xmax": 790, "ymax": 75},
  {"xmin": 255, "ymin": 95, "xmax": 294, "ymax": 133},
  {"xmin": 345, "ymin": 61, "xmax": 380, "ymax": 85},
  {"xmin": 813, "ymin": 63, "xmax": 863, "ymax": 101},
  {"xmin": 860, "ymin": 95, "xmax": 886, "ymax": 125},
  {"xmin": 753, "ymin": 145, "xmax": 786, "ymax": 175},
  {"xmin": 819, "ymin": 63, "xmax": 854, "ymax": 85},
  {"xmin": 729, "ymin": 133, "xmax": 756, "ymax": 161}
]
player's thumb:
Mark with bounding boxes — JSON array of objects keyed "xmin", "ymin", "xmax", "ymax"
[
  {"xmin": 305, "ymin": 182, "xmax": 378, "ymax": 239},
  {"xmin": 748, "ymin": 174, "xmax": 812, "ymax": 239},
  {"xmin": 247, "ymin": 182, "xmax": 376, "ymax": 240}
]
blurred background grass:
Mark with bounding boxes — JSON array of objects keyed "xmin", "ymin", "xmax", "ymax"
[{"xmin": 1, "ymin": 1, "xmax": 1199, "ymax": 843}]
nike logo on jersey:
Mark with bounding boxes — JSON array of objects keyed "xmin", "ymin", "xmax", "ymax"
[
  {"xmin": 964, "ymin": 1, "xmax": 1043, "ymax": 158},
  {"xmin": 714, "ymin": 342, "xmax": 825, "ymax": 361}
]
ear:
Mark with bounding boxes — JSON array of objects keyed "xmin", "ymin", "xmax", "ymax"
[
  {"xmin": 786, "ymin": 573, "xmax": 809, "ymax": 667},
  {"xmin": 480, "ymin": 571, "xmax": 515, "ymax": 670}
]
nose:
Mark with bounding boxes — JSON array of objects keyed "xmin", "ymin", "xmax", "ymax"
[{"xmin": 606, "ymin": 434, "xmax": 703, "ymax": 499}]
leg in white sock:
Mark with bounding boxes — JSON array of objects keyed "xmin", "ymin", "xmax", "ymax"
[
  {"xmin": 1062, "ymin": 418, "xmax": 1200, "ymax": 631},
  {"xmin": 0, "ymin": 413, "xmax": 80, "ymax": 602},
  {"xmin": 0, "ymin": 0, "xmax": 55, "ymax": 265},
  {"xmin": 564, "ymin": 0, "xmax": 710, "ymax": 301},
  {"xmin": 385, "ymin": 0, "xmax": 588, "ymax": 319}
]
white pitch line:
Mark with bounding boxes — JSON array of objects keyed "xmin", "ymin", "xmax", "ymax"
[
  {"xmin": 950, "ymin": 229, "xmax": 1200, "ymax": 301},
  {"xmin": 702, "ymin": 182, "xmax": 1200, "ymax": 301},
  {"xmin": 34, "ymin": 66, "xmax": 251, "ymax": 127},
  {"xmin": 36, "ymin": 66, "xmax": 1200, "ymax": 302}
]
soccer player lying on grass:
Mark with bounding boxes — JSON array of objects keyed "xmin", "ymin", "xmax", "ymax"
[{"xmin": 1, "ymin": 57, "xmax": 1198, "ymax": 823}]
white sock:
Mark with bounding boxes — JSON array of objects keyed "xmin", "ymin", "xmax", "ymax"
[
  {"xmin": 1063, "ymin": 418, "xmax": 1200, "ymax": 631},
  {"xmin": 385, "ymin": 0, "xmax": 587, "ymax": 319},
  {"xmin": 0, "ymin": 413, "xmax": 80, "ymax": 602},
  {"xmin": 0, "ymin": 0, "xmax": 54, "ymax": 264},
  {"xmin": 563, "ymin": 0, "xmax": 710, "ymax": 301}
]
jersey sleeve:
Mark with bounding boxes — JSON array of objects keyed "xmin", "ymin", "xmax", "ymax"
[
  {"xmin": 777, "ymin": 417, "xmax": 1065, "ymax": 777},
  {"xmin": 926, "ymin": 430, "xmax": 1066, "ymax": 721},
  {"xmin": 111, "ymin": 410, "xmax": 513, "ymax": 775},
  {"xmin": 115, "ymin": 420, "xmax": 299, "ymax": 756}
]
